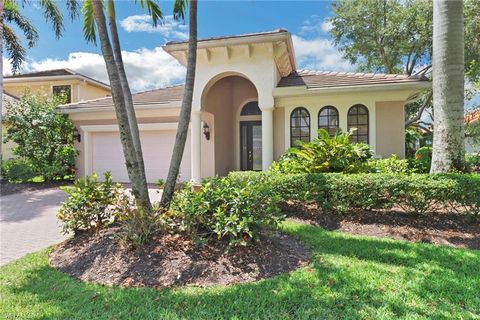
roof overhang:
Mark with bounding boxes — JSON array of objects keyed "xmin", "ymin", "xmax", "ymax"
[
  {"xmin": 4, "ymin": 75, "xmax": 111, "ymax": 91},
  {"xmin": 163, "ymin": 29, "xmax": 297, "ymax": 77},
  {"xmin": 58, "ymin": 100, "xmax": 182, "ymax": 114}
]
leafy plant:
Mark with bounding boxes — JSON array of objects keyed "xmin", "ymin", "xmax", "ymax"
[
  {"xmin": 271, "ymin": 129, "xmax": 373, "ymax": 174},
  {"xmin": 168, "ymin": 174, "xmax": 284, "ymax": 245},
  {"xmin": 466, "ymin": 153, "xmax": 480, "ymax": 172},
  {"xmin": 412, "ymin": 146, "xmax": 433, "ymax": 173},
  {"xmin": 4, "ymin": 95, "xmax": 77, "ymax": 181},
  {"xmin": 57, "ymin": 172, "xmax": 128, "ymax": 234},
  {"xmin": 368, "ymin": 155, "xmax": 412, "ymax": 174},
  {"xmin": 1, "ymin": 159, "xmax": 37, "ymax": 182}
]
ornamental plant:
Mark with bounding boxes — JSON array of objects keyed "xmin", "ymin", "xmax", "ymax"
[
  {"xmin": 3, "ymin": 94, "xmax": 77, "ymax": 181},
  {"xmin": 413, "ymin": 146, "xmax": 433, "ymax": 173}
]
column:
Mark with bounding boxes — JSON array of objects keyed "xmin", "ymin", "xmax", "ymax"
[
  {"xmin": 261, "ymin": 107, "xmax": 274, "ymax": 171},
  {"xmin": 191, "ymin": 111, "xmax": 202, "ymax": 183}
]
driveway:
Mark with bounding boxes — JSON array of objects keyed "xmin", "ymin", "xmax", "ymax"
[
  {"xmin": 0, "ymin": 186, "xmax": 162, "ymax": 266},
  {"xmin": 0, "ymin": 188, "xmax": 67, "ymax": 266}
]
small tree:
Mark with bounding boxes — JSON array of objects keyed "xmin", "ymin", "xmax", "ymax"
[{"xmin": 3, "ymin": 95, "xmax": 77, "ymax": 180}]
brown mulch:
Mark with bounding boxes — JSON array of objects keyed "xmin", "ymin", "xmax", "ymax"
[
  {"xmin": 49, "ymin": 228, "xmax": 311, "ymax": 288},
  {"xmin": 283, "ymin": 201, "xmax": 480, "ymax": 250},
  {"xmin": 0, "ymin": 180, "xmax": 72, "ymax": 196}
]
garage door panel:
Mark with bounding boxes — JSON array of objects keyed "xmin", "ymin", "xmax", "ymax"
[{"xmin": 91, "ymin": 130, "xmax": 191, "ymax": 183}]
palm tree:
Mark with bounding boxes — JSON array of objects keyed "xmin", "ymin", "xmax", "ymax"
[
  {"xmin": 430, "ymin": 0, "xmax": 466, "ymax": 172},
  {"xmin": 161, "ymin": 0, "xmax": 197, "ymax": 208}
]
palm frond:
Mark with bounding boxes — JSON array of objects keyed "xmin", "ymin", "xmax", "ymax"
[
  {"xmin": 173, "ymin": 0, "xmax": 188, "ymax": 21},
  {"xmin": 38, "ymin": 0, "xmax": 64, "ymax": 39},
  {"xmin": 3, "ymin": 25, "xmax": 26, "ymax": 73},
  {"xmin": 81, "ymin": 0, "xmax": 97, "ymax": 44},
  {"xmin": 137, "ymin": 0, "xmax": 163, "ymax": 26},
  {"xmin": 65, "ymin": 0, "xmax": 80, "ymax": 21},
  {"xmin": 3, "ymin": 1, "xmax": 39, "ymax": 48}
]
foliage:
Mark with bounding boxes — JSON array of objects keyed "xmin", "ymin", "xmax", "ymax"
[
  {"xmin": 2, "ymin": 222, "xmax": 480, "ymax": 319},
  {"xmin": 4, "ymin": 95, "xmax": 77, "ymax": 181},
  {"xmin": 168, "ymin": 174, "xmax": 284, "ymax": 245},
  {"xmin": 233, "ymin": 171, "xmax": 480, "ymax": 215},
  {"xmin": 465, "ymin": 114, "xmax": 480, "ymax": 148},
  {"xmin": 57, "ymin": 172, "xmax": 128, "ymax": 234},
  {"xmin": 1, "ymin": 159, "xmax": 37, "ymax": 182},
  {"xmin": 155, "ymin": 178, "xmax": 165, "ymax": 189},
  {"xmin": 466, "ymin": 153, "xmax": 480, "ymax": 172},
  {"xmin": 412, "ymin": 146, "xmax": 433, "ymax": 173},
  {"xmin": 367, "ymin": 155, "xmax": 411, "ymax": 174},
  {"xmin": 271, "ymin": 129, "xmax": 373, "ymax": 174},
  {"xmin": 115, "ymin": 205, "xmax": 159, "ymax": 248}
]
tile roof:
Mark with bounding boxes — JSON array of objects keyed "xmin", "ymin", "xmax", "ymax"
[
  {"xmin": 465, "ymin": 108, "xmax": 480, "ymax": 123},
  {"xmin": 58, "ymin": 84, "xmax": 184, "ymax": 111},
  {"xmin": 5, "ymin": 68, "xmax": 111, "ymax": 89},
  {"xmin": 277, "ymin": 70, "xmax": 430, "ymax": 88},
  {"xmin": 165, "ymin": 29, "xmax": 288, "ymax": 46}
]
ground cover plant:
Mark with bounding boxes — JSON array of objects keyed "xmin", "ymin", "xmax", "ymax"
[{"xmin": 1, "ymin": 221, "xmax": 479, "ymax": 319}]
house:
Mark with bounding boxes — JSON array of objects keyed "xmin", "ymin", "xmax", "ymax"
[
  {"xmin": 465, "ymin": 108, "xmax": 480, "ymax": 153},
  {"xmin": 59, "ymin": 29, "xmax": 430, "ymax": 183},
  {"xmin": 2, "ymin": 68, "xmax": 112, "ymax": 160}
]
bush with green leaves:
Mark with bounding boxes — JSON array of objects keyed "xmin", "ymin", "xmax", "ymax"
[
  {"xmin": 57, "ymin": 172, "xmax": 128, "ymax": 234},
  {"xmin": 1, "ymin": 159, "xmax": 37, "ymax": 182},
  {"xmin": 367, "ymin": 155, "xmax": 412, "ymax": 174},
  {"xmin": 231, "ymin": 171, "xmax": 480, "ymax": 215},
  {"xmin": 466, "ymin": 153, "xmax": 480, "ymax": 172},
  {"xmin": 412, "ymin": 146, "xmax": 433, "ymax": 173},
  {"xmin": 271, "ymin": 129, "xmax": 373, "ymax": 174},
  {"xmin": 168, "ymin": 173, "xmax": 284, "ymax": 245},
  {"xmin": 3, "ymin": 94, "xmax": 77, "ymax": 181}
]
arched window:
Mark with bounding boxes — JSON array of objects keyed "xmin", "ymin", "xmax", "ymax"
[
  {"xmin": 347, "ymin": 104, "xmax": 369, "ymax": 143},
  {"xmin": 240, "ymin": 101, "xmax": 261, "ymax": 116},
  {"xmin": 318, "ymin": 106, "xmax": 339, "ymax": 136},
  {"xmin": 290, "ymin": 107, "xmax": 310, "ymax": 147}
]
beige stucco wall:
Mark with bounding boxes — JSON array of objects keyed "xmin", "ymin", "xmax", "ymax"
[
  {"xmin": 4, "ymin": 79, "xmax": 110, "ymax": 102},
  {"xmin": 273, "ymin": 107, "xmax": 285, "ymax": 160},
  {"xmin": 375, "ymin": 101, "xmax": 405, "ymax": 158}
]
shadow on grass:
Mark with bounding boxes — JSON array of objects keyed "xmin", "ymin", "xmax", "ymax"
[{"xmin": 1, "ymin": 223, "xmax": 479, "ymax": 319}]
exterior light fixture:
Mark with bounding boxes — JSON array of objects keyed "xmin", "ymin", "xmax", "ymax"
[
  {"xmin": 73, "ymin": 127, "xmax": 81, "ymax": 143},
  {"xmin": 202, "ymin": 122, "xmax": 210, "ymax": 140}
]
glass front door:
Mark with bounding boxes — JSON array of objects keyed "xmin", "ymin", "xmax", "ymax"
[{"xmin": 240, "ymin": 121, "xmax": 262, "ymax": 171}]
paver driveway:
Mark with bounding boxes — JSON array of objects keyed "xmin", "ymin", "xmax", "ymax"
[{"xmin": 0, "ymin": 188, "xmax": 67, "ymax": 266}]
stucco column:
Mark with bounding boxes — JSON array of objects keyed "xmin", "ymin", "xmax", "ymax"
[
  {"xmin": 261, "ymin": 107, "xmax": 274, "ymax": 171},
  {"xmin": 191, "ymin": 111, "xmax": 202, "ymax": 183}
]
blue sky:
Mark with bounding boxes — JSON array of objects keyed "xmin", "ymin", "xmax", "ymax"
[{"xmin": 6, "ymin": 1, "xmax": 352, "ymax": 91}]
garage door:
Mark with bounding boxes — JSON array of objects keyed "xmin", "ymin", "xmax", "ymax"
[{"xmin": 90, "ymin": 130, "xmax": 191, "ymax": 183}]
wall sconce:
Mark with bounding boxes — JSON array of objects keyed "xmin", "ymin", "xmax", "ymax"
[
  {"xmin": 73, "ymin": 127, "xmax": 81, "ymax": 143},
  {"xmin": 202, "ymin": 122, "xmax": 210, "ymax": 140}
]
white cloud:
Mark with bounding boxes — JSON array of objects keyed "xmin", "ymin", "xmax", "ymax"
[
  {"xmin": 292, "ymin": 35, "xmax": 353, "ymax": 72},
  {"xmin": 120, "ymin": 15, "xmax": 188, "ymax": 40},
  {"xmin": 25, "ymin": 47, "xmax": 185, "ymax": 92},
  {"xmin": 299, "ymin": 15, "xmax": 332, "ymax": 36}
]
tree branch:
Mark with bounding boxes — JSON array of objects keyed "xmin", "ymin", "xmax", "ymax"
[{"xmin": 405, "ymin": 90, "xmax": 433, "ymax": 127}]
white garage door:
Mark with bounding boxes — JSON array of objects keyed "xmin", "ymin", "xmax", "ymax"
[{"xmin": 91, "ymin": 130, "xmax": 191, "ymax": 183}]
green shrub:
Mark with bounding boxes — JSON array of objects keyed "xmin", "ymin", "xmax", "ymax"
[
  {"xmin": 367, "ymin": 155, "xmax": 412, "ymax": 174},
  {"xmin": 4, "ymin": 95, "xmax": 77, "ymax": 181},
  {"xmin": 1, "ymin": 159, "xmax": 37, "ymax": 182},
  {"xmin": 271, "ymin": 129, "xmax": 373, "ymax": 174},
  {"xmin": 230, "ymin": 171, "xmax": 480, "ymax": 215},
  {"xmin": 466, "ymin": 153, "xmax": 480, "ymax": 172},
  {"xmin": 168, "ymin": 174, "xmax": 284, "ymax": 245},
  {"xmin": 412, "ymin": 146, "xmax": 433, "ymax": 173},
  {"xmin": 57, "ymin": 172, "xmax": 128, "ymax": 234}
]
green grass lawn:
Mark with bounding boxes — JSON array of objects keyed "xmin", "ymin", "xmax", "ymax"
[{"xmin": 1, "ymin": 222, "xmax": 479, "ymax": 319}]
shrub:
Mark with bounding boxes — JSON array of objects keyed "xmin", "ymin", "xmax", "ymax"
[
  {"xmin": 230, "ymin": 171, "xmax": 480, "ymax": 215},
  {"xmin": 466, "ymin": 153, "xmax": 480, "ymax": 172},
  {"xmin": 271, "ymin": 129, "xmax": 373, "ymax": 174},
  {"xmin": 1, "ymin": 159, "xmax": 37, "ymax": 182},
  {"xmin": 412, "ymin": 146, "xmax": 433, "ymax": 173},
  {"xmin": 168, "ymin": 173, "xmax": 284, "ymax": 245},
  {"xmin": 367, "ymin": 155, "xmax": 412, "ymax": 174},
  {"xmin": 4, "ymin": 95, "xmax": 77, "ymax": 181},
  {"xmin": 57, "ymin": 172, "xmax": 128, "ymax": 234}
]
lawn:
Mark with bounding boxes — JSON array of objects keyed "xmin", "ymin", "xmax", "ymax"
[{"xmin": 1, "ymin": 222, "xmax": 479, "ymax": 319}]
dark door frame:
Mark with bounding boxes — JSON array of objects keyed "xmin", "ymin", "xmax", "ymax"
[{"xmin": 240, "ymin": 120, "xmax": 262, "ymax": 171}]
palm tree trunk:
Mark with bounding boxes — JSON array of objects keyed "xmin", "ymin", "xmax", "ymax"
[
  {"xmin": 91, "ymin": 1, "xmax": 152, "ymax": 211},
  {"xmin": 106, "ymin": 0, "xmax": 150, "ymax": 204},
  {"xmin": 431, "ymin": 0, "xmax": 465, "ymax": 173},
  {"xmin": 161, "ymin": 0, "xmax": 197, "ymax": 208}
]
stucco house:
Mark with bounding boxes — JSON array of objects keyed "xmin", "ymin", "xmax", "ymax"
[
  {"xmin": 2, "ymin": 68, "xmax": 112, "ymax": 160},
  {"xmin": 59, "ymin": 29, "xmax": 430, "ymax": 183}
]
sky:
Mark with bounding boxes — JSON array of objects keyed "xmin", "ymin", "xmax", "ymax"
[{"xmin": 3, "ymin": 0, "xmax": 354, "ymax": 92}]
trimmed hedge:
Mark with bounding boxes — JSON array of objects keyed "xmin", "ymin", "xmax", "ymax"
[{"xmin": 228, "ymin": 172, "xmax": 480, "ymax": 215}]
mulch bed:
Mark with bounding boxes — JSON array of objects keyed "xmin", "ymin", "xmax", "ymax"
[
  {"xmin": 0, "ymin": 180, "xmax": 72, "ymax": 196},
  {"xmin": 49, "ymin": 228, "xmax": 311, "ymax": 288},
  {"xmin": 283, "ymin": 201, "xmax": 480, "ymax": 250}
]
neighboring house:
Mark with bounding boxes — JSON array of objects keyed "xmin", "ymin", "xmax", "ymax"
[
  {"xmin": 2, "ymin": 68, "xmax": 112, "ymax": 160},
  {"xmin": 59, "ymin": 29, "xmax": 430, "ymax": 183},
  {"xmin": 1, "ymin": 92, "xmax": 20, "ymax": 160},
  {"xmin": 465, "ymin": 108, "xmax": 480, "ymax": 153}
]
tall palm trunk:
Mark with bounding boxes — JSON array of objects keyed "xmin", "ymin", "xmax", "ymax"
[
  {"xmin": 91, "ymin": 1, "xmax": 152, "ymax": 211},
  {"xmin": 431, "ymin": 0, "xmax": 465, "ymax": 173},
  {"xmin": 161, "ymin": 0, "xmax": 197, "ymax": 207},
  {"xmin": 106, "ymin": 0, "xmax": 150, "ymax": 202}
]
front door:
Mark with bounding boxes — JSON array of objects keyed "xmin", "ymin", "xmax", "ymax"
[{"xmin": 240, "ymin": 121, "xmax": 262, "ymax": 171}]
